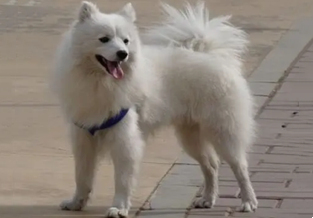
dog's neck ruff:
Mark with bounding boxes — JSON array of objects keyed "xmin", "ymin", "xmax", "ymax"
[{"xmin": 75, "ymin": 109, "xmax": 129, "ymax": 136}]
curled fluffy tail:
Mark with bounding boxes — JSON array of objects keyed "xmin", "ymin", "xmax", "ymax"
[{"xmin": 144, "ymin": 2, "xmax": 248, "ymax": 58}]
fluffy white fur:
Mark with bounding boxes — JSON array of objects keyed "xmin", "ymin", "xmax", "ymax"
[{"xmin": 51, "ymin": 1, "xmax": 258, "ymax": 217}]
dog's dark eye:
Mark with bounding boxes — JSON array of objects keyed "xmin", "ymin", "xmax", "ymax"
[
  {"xmin": 99, "ymin": 37, "xmax": 110, "ymax": 43},
  {"xmin": 123, "ymin": 39, "xmax": 129, "ymax": 44}
]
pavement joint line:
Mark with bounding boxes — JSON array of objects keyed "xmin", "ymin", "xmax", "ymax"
[
  {"xmin": 136, "ymin": 15, "xmax": 313, "ymax": 218},
  {"xmin": 256, "ymin": 37, "xmax": 313, "ymax": 118},
  {"xmin": 275, "ymin": 199, "xmax": 283, "ymax": 208},
  {"xmin": 135, "ymin": 159, "xmax": 178, "ymax": 217},
  {"xmin": 173, "ymin": 163, "xmax": 198, "ymax": 166},
  {"xmin": 185, "ymin": 184, "xmax": 204, "ymax": 216}
]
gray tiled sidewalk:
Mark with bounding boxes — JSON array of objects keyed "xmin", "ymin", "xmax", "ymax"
[{"xmin": 135, "ymin": 22, "xmax": 313, "ymax": 218}]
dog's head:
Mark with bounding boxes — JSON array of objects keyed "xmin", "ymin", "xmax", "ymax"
[{"xmin": 71, "ymin": 1, "xmax": 140, "ymax": 80}]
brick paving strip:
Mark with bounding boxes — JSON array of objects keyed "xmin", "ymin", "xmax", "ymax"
[{"xmin": 134, "ymin": 17, "xmax": 313, "ymax": 218}]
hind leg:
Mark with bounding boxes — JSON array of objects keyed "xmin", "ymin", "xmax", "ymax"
[
  {"xmin": 210, "ymin": 128, "xmax": 258, "ymax": 212},
  {"xmin": 230, "ymin": 154, "xmax": 257, "ymax": 212},
  {"xmin": 175, "ymin": 123, "xmax": 219, "ymax": 208}
]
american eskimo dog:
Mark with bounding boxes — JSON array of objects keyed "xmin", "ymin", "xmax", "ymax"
[{"xmin": 51, "ymin": 1, "xmax": 258, "ymax": 217}]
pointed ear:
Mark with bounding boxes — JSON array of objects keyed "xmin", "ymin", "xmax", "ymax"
[
  {"xmin": 78, "ymin": 1, "xmax": 99, "ymax": 22},
  {"xmin": 119, "ymin": 3, "xmax": 136, "ymax": 22}
]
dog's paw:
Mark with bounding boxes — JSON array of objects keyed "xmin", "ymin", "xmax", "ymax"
[
  {"xmin": 193, "ymin": 197, "xmax": 215, "ymax": 208},
  {"xmin": 239, "ymin": 199, "xmax": 258, "ymax": 212},
  {"xmin": 105, "ymin": 207, "xmax": 128, "ymax": 218},
  {"xmin": 60, "ymin": 198, "xmax": 87, "ymax": 211}
]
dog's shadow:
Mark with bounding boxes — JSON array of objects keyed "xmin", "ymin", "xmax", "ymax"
[
  {"xmin": 0, "ymin": 205, "xmax": 187, "ymax": 218},
  {"xmin": 0, "ymin": 205, "xmax": 126, "ymax": 218}
]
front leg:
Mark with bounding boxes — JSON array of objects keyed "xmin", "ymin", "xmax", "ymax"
[
  {"xmin": 60, "ymin": 125, "xmax": 98, "ymax": 211},
  {"xmin": 106, "ymin": 111, "xmax": 144, "ymax": 218}
]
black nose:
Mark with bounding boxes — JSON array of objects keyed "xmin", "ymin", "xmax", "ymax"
[{"xmin": 116, "ymin": 50, "xmax": 128, "ymax": 60}]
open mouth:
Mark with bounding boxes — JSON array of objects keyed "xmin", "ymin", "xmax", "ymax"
[{"xmin": 95, "ymin": 54, "xmax": 124, "ymax": 79}]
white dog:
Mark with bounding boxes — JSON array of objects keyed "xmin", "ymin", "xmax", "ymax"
[{"xmin": 51, "ymin": 1, "xmax": 258, "ymax": 217}]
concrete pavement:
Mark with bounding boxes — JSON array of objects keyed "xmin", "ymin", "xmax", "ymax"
[{"xmin": 1, "ymin": 0, "xmax": 313, "ymax": 217}]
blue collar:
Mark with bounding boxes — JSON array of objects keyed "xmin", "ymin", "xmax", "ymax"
[{"xmin": 75, "ymin": 109, "xmax": 129, "ymax": 136}]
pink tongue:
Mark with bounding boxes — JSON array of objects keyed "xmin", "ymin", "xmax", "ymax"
[{"xmin": 107, "ymin": 61, "xmax": 124, "ymax": 79}]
